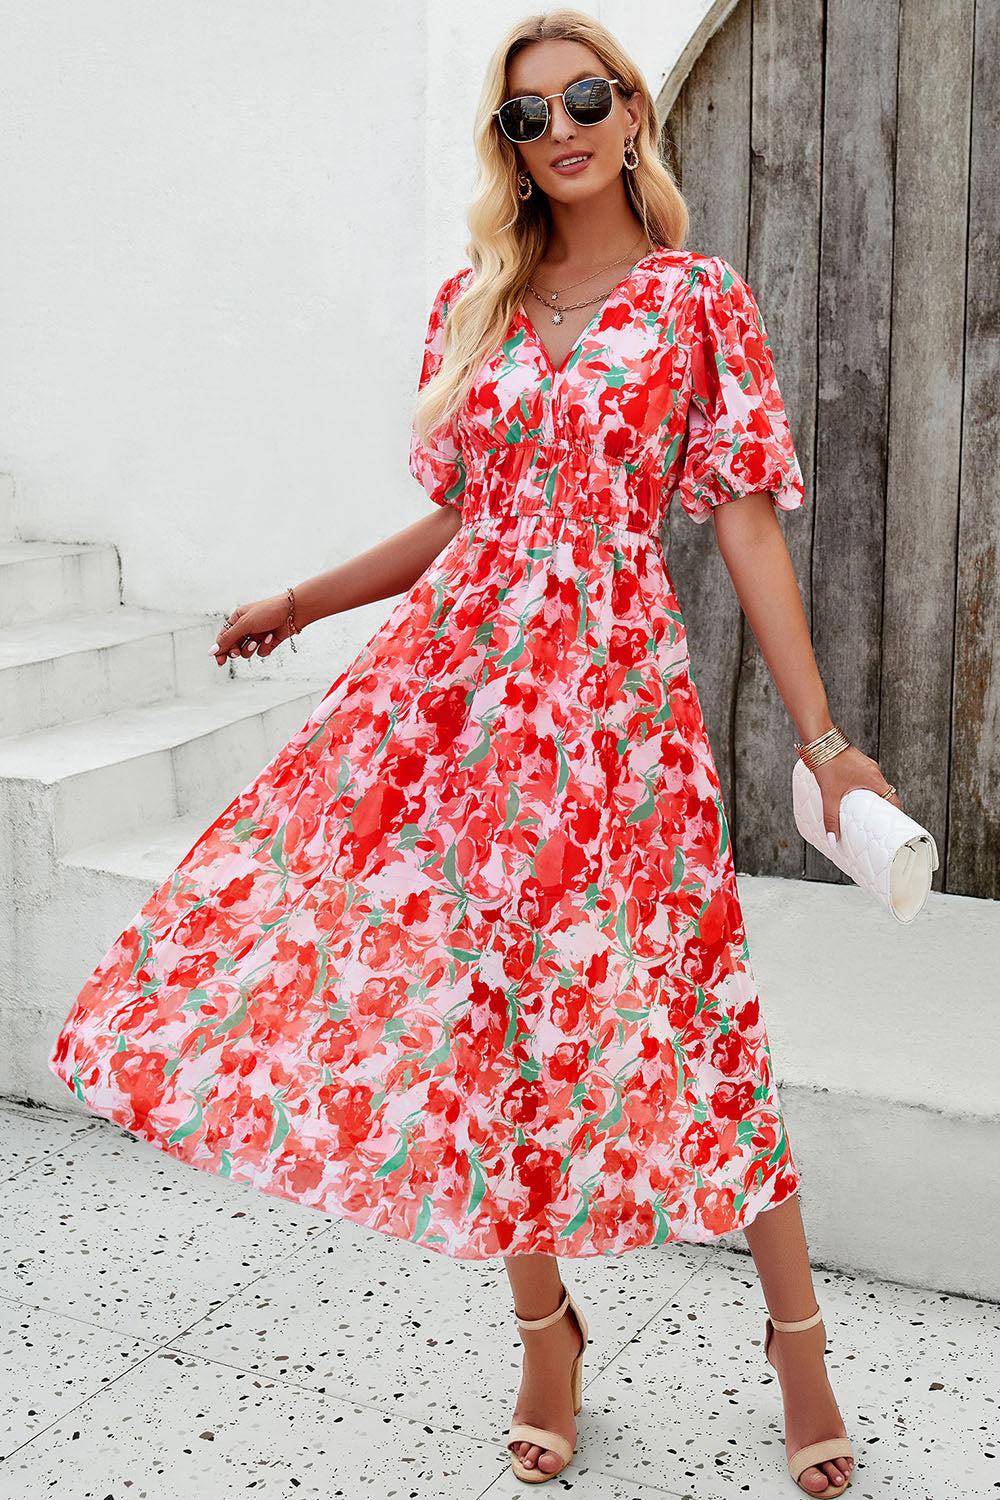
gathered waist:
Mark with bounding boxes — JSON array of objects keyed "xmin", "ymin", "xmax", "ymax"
[{"xmin": 458, "ymin": 438, "xmax": 664, "ymax": 539}]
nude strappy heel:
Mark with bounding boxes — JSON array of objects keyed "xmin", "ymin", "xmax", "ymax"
[
  {"xmin": 763, "ymin": 1304, "xmax": 855, "ymax": 1497},
  {"xmin": 507, "ymin": 1283, "xmax": 588, "ymax": 1484}
]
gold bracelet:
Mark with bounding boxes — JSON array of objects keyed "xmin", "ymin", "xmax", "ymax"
[
  {"xmin": 286, "ymin": 585, "xmax": 299, "ymax": 653},
  {"xmin": 794, "ymin": 724, "xmax": 851, "ymax": 769}
]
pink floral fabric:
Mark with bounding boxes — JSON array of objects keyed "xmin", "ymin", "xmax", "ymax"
[{"xmin": 50, "ymin": 248, "xmax": 805, "ymax": 1258}]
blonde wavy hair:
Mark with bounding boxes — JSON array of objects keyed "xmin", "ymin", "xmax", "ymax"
[{"xmin": 412, "ymin": 8, "xmax": 690, "ymax": 450}]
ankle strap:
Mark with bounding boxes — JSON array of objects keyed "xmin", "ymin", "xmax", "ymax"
[
  {"xmin": 768, "ymin": 1305, "xmax": 823, "ymax": 1333},
  {"xmin": 515, "ymin": 1287, "xmax": 570, "ymax": 1331}
]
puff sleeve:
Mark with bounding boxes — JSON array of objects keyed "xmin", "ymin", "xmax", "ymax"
[
  {"xmin": 674, "ymin": 257, "xmax": 805, "ymax": 524},
  {"xmin": 408, "ymin": 269, "xmax": 471, "ymax": 512}
]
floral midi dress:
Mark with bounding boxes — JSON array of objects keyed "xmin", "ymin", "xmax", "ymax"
[{"xmin": 49, "ymin": 247, "xmax": 806, "ymax": 1259}]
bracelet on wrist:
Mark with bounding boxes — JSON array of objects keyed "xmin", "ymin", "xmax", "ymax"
[
  {"xmin": 794, "ymin": 723, "xmax": 852, "ymax": 770},
  {"xmin": 285, "ymin": 585, "xmax": 300, "ymax": 652}
]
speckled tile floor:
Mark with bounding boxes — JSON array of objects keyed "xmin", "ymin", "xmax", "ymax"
[{"xmin": 0, "ymin": 1101, "xmax": 997, "ymax": 1499}]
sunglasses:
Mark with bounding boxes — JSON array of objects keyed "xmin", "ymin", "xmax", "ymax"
[{"xmin": 492, "ymin": 75, "xmax": 622, "ymax": 144}]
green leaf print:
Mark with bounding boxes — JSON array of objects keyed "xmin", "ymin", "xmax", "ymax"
[
  {"xmin": 658, "ymin": 431, "xmax": 682, "ymax": 477},
  {"xmin": 167, "ymin": 1079, "xmax": 212, "ymax": 1145},
  {"xmin": 211, "ymin": 987, "xmax": 248, "ymax": 1036},
  {"xmin": 625, "ymin": 781, "xmax": 656, "ymax": 825},
  {"xmin": 445, "ymin": 944, "xmax": 481, "ymax": 964},
  {"xmin": 504, "ymin": 989, "xmax": 521, "ymax": 1051},
  {"xmin": 669, "ymin": 846, "xmax": 686, "ymax": 890},
  {"xmin": 555, "ymin": 734, "xmax": 570, "ymax": 794},
  {"xmin": 374, "ymin": 1131, "xmax": 410, "ymax": 1179},
  {"xmin": 372, "ymin": 706, "xmax": 403, "ymax": 759},
  {"xmin": 425, "ymin": 1026, "xmax": 452, "ymax": 1069},
  {"xmin": 596, "ymin": 1090, "xmax": 623, "ymax": 1131},
  {"xmin": 303, "ymin": 719, "xmax": 331, "ymax": 750},
  {"xmin": 443, "ymin": 461, "xmax": 466, "ymax": 506},
  {"xmin": 269, "ymin": 1090, "xmax": 291, "ymax": 1154},
  {"xmin": 441, "ymin": 840, "xmax": 471, "ymax": 900},
  {"xmin": 714, "ymin": 792, "xmax": 730, "ymax": 856},
  {"xmin": 181, "ymin": 987, "xmax": 213, "ymax": 1014},
  {"xmin": 467, "ymin": 1149, "xmax": 487, "ymax": 1215},
  {"xmin": 498, "ymin": 623, "xmax": 527, "ymax": 668},
  {"xmin": 460, "ymin": 725, "xmax": 492, "ymax": 768},
  {"xmin": 311, "ymin": 943, "xmax": 330, "ymax": 1000},
  {"xmin": 335, "ymin": 754, "xmax": 353, "ymax": 798},
  {"xmin": 411, "ymin": 1193, "xmax": 433, "ymax": 1242},
  {"xmin": 269, "ymin": 824, "xmax": 287, "ymax": 874},
  {"xmin": 651, "ymin": 1195, "xmax": 675, "ymax": 1245},
  {"xmin": 504, "ymin": 783, "xmax": 521, "ymax": 829},
  {"xmin": 574, "ymin": 573, "xmax": 590, "ymax": 640},
  {"xmin": 130, "ymin": 924, "xmax": 152, "ymax": 979},
  {"xmin": 767, "ymin": 1119, "xmax": 788, "ymax": 1164},
  {"xmin": 562, "ymin": 1186, "xmax": 592, "ymax": 1237},
  {"xmin": 232, "ymin": 815, "xmax": 263, "ymax": 841}
]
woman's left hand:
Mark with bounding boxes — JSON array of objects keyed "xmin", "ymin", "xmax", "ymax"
[{"xmin": 810, "ymin": 743, "xmax": 903, "ymax": 845}]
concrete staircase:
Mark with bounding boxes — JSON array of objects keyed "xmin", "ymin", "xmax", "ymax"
[{"xmin": 0, "ymin": 530, "xmax": 328, "ymax": 1109}]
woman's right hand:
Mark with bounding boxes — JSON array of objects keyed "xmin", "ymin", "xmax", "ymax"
[{"xmin": 209, "ymin": 594, "xmax": 297, "ymax": 665}]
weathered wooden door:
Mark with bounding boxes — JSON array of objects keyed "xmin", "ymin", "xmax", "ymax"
[{"xmin": 661, "ymin": 0, "xmax": 997, "ymax": 898}]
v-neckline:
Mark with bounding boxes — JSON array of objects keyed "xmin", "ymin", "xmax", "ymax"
[{"xmin": 517, "ymin": 245, "xmax": 665, "ymax": 377}]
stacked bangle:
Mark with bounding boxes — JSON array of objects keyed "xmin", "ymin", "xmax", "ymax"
[{"xmin": 794, "ymin": 724, "xmax": 851, "ymax": 769}]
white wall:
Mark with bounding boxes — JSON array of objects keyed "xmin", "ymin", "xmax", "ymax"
[{"xmin": 0, "ymin": 0, "xmax": 723, "ymax": 677}]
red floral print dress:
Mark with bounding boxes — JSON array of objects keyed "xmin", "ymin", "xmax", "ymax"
[{"xmin": 50, "ymin": 248, "xmax": 805, "ymax": 1258}]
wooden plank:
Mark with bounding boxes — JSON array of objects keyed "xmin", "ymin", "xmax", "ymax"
[
  {"xmin": 949, "ymin": 0, "xmax": 1000, "ymax": 895},
  {"xmin": 734, "ymin": 0, "xmax": 824, "ymax": 877},
  {"xmin": 880, "ymin": 0, "xmax": 975, "ymax": 893},
  {"xmin": 807, "ymin": 0, "xmax": 900, "ymax": 880},
  {"xmin": 663, "ymin": 0, "xmax": 751, "ymax": 833}
]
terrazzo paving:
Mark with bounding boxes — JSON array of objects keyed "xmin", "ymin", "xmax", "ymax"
[{"xmin": 0, "ymin": 1100, "xmax": 997, "ymax": 1499}]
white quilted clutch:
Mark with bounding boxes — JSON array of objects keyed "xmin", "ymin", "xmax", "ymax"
[{"xmin": 791, "ymin": 757, "xmax": 939, "ymax": 923}]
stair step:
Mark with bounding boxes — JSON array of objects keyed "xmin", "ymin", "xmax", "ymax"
[
  {"xmin": 0, "ymin": 540, "xmax": 120, "ymax": 626},
  {"xmin": 0, "ymin": 676, "xmax": 329, "ymax": 855},
  {"xmin": 63, "ymin": 810, "xmax": 219, "ymax": 881},
  {"xmin": 0, "ymin": 606, "xmax": 220, "ymax": 735}
]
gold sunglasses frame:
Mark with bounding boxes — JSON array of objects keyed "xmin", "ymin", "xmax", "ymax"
[{"xmin": 491, "ymin": 77, "xmax": 622, "ymax": 143}]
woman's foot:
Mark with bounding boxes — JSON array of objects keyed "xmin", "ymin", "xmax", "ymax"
[
  {"xmin": 765, "ymin": 1313, "xmax": 855, "ymax": 1494},
  {"xmin": 509, "ymin": 1290, "xmax": 586, "ymax": 1477}
]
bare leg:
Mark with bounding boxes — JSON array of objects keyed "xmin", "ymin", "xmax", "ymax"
[
  {"xmin": 743, "ymin": 1193, "xmax": 855, "ymax": 1493},
  {"xmin": 503, "ymin": 1253, "xmax": 586, "ymax": 1476}
]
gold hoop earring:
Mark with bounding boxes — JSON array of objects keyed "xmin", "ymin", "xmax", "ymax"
[
  {"xmin": 516, "ymin": 170, "xmax": 533, "ymax": 201},
  {"xmin": 623, "ymin": 136, "xmax": 639, "ymax": 171}
]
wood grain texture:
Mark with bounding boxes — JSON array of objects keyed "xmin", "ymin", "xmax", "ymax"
[
  {"xmin": 948, "ymin": 0, "xmax": 1000, "ymax": 896},
  {"xmin": 881, "ymin": 0, "xmax": 975, "ymax": 894},
  {"xmin": 665, "ymin": 0, "xmax": 995, "ymax": 896},
  {"xmin": 733, "ymin": 0, "xmax": 823, "ymax": 877},
  {"xmin": 808, "ymin": 0, "xmax": 900, "ymax": 880},
  {"xmin": 664, "ymin": 1, "xmax": 752, "ymax": 840}
]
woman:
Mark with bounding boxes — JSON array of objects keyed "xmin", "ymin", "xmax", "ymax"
[{"xmin": 48, "ymin": 9, "xmax": 893, "ymax": 1495}]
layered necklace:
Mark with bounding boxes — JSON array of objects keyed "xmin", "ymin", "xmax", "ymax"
[{"xmin": 525, "ymin": 236, "xmax": 653, "ymax": 324}]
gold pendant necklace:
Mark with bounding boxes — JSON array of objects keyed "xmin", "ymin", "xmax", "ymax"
[{"xmin": 526, "ymin": 237, "xmax": 653, "ymax": 324}]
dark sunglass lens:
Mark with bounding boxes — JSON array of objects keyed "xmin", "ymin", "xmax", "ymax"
[
  {"xmin": 499, "ymin": 95, "xmax": 547, "ymax": 142},
  {"xmin": 565, "ymin": 77, "xmax": 613, "ymax": 124}
]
